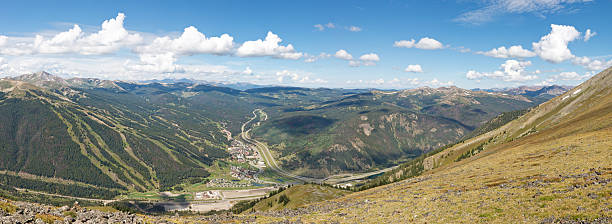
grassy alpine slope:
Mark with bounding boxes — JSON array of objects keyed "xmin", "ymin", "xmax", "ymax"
[
  {"xmin": 234, "ymin": 67, "xmax": 612, "ymax": 223},
  {"xmin": 252, "ymin": 86, "xmax": 543, "ymax": 178},
  {"xmin": 0, "ymin": 71, "xmax": 568, "ymax": 201}
]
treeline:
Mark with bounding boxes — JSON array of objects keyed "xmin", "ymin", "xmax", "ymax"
[
  {"xmin": 455, "ymin": 139, "xmax": 492, "ymax": 162},
  {"xmin": 356, "ymin": 109, "xmax": 530, "ymax": 191},
  {"xmin": 461, "ymin": 109, "xmax": 528, "ymax": 141},
  {"xmin": 356, "ymin": 141, "xmax": 459, "ymax": 191},
  {"xmin": 0, "ymin": 174, "xmax": 120, "ymax": 199},
  {"xmin": 230, "ymin": 185, "xmax": 291, "ymax": 214}
]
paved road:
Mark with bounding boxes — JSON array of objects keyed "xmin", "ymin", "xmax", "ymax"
[
  {"xmin": 240, "ymin": 109, "xmax": 323, "ymax": 183},
  {"xmin": 240, "ymin": 109, "xmax": 396, "ymax": 185}
]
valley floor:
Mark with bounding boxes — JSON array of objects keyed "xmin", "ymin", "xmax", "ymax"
[{"xmin": 234, "ymin": 126, "xmax": 611, "ymax": 223}]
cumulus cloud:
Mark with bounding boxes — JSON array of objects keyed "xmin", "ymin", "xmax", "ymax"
[
  {"xmin": 583, "ymin": 29, "xmax": 596, "ymax": 41},
  {"xmin": 454, "ymin": 0, "xmax": 592, "ymax": 24},
  {"xmin": 304, "ymin": 52, "xmax": 331, "ymax": 62},
  {"xmin": 348, "ymin": 26, "xmax": 362, "ymax": 32},
  {"xmin": 404, "ymin": 64, "xmax": 423, "ymax": 73},
  {"xmin": 275, "ymin": 70, "xmax": 326, "ymax": 84},
  {"xmin": 572, "ymin": 56, "xmax": 612, "ymax": 71},
  {"xmin": 540, "ymin": 71, "xmax": 594, "ymax": 85},
  {"xmin": 532, "ymin": 24, "xmax": 580, "ymax": 63},
  {"xmin": 555, "ymin": 71, "xmax": 592, "ymax": 80},
  {"xmin": 0, "ymin": 35, "xmax": 7, "ymax": 46},
  {"xmin": 346, "ymin": 53, "xmax": 380, "ymax": 67},
  {"xmin": 393, "ymin": 37, "xmax": 444, "ymax": 50},
  {"xmin": 359, "ymin": 53, "xmax": 380, "ymax": 62},
  {"xmin": 466, "ymin": 60, "xmax": 537, "ymax": 82},
  {"xmin": 0, "ymin": 13, "xmax": 142, "ymax": 56},
  {"xmin": 349, "ymin": 53, "xmax": 379, "ymax": 66},
  {"xmin": 128, "ymin": 26, "xmax": 236, "ymax": 74},
  {"xmin": 36, "ymin": 13, "xmax": 142, "ymax": 55},
  {"xmin": 478, "ymin": 45, "xmax": 536, "ymax": 58},
  {"xmin": 242, "ymin": 66, "xmax": 253, "ymax": 75},
  {"xmin": 127, "ymin": 52, "xmax": 183, "ymax": 73},
  {"xmin": 348, "ymin": 60, "xmax": 361, "ymax": 67},
  {"xmin": 236, "ymin": 31, "xmax": 303, "ymax": 59},
  {"xmin": 423, "ymin": 78, "xmax": 454, "ymax": 87},
  {"xmin": 135, "ymin": 26, "xmax": 234, "ymax": 56},
  {"xmin": 334, "ymin": 49, "xmax": 353, "ymax": 60}
]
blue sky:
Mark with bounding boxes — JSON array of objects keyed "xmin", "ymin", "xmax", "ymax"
[{"xmin": 0, "ymin": 0, "xmax": 610, "ymax": 89}]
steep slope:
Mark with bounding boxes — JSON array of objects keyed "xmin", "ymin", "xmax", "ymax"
[
  {"xmin": 245, "ymin": 184, "xmax": 351, "ymax": 213},
  {"xmin": 252, "ymin": 86, "xmax": 545, "ymax": 178},
  {"xmin": 238, "ymin": 67, "xmax": 612, "ymax": 223},
  {"xmin": 0, "ymin": 75, "xmax": 236, "ymax": 197}
]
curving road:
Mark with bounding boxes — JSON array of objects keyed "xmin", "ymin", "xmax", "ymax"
[
  {"xmin": 239, "ymin": 109, "xmax": 397, "ymax": 185},
  {"xmin": 240, "ymin": 109, "xmax": 323, "ymax": 183}
]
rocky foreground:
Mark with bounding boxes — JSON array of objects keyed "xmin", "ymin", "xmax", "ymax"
[{"xmin": 0, "ymin": 198, "xmax": 144, "ymax": 224}]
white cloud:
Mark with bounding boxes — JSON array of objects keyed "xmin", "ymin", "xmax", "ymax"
[
  {"xmin": 348, "ymin": 26, "xmax": 362, "ymax": 32},
  {"xmin": 584, "ymin": 29, "xmax": 596, "ymax": 41},
  {"xmin": 393, "ymin": 37, "xmax": 444, "ymax": 50},
  {"xmin": 334, "ymin": 49, "xmax": 353, "ymax": 60},
  {"xmin": 572, "ymin": 56, "xmax": 612, "ymax": 71},
  {"xmin": 466, "ymin": 60, "xmax": 537, "ymax": 82},
  {"xmin": 454, "ymin": 0, "xmax": 592, "ymax": 24},
  {"xmin": 36, "ymin": 13, "xmax": 142, "ymax": 55},
  {"xmin": 0, "ymin": 35, "xmax": 7, "ymax": 46},
  {"xmin": 0, "ymin": 57, "xmax": 7, "ymax": 73},
  {"xmin": 404, "ymin": 64, "xmax": 423, "ymax": 73},
  {"xmin": 0, "ymin": 13, "xmax": 142, "ymax": 56},
  {"xmin": 359, "ymin": 53, "xmax": 380, "ymax": 61},
  {"xmin": 532, "ymin": 24, "xmax": 580, "ymax": 63},
  {"xmin": 345, "ymin": 77, "xmax": 453, "ymax": 88},
  {"xmin": 236, "ymin": 31, "xmax": 303, "ymax": 59},
  {"xmin": 455, "ymin": 46, "xmax": 471, "ymax": 53},
  {"xmin": 423, "ymin": 78, "xmax": 454, "ymax": 87},
  {"xmin": 348, "ymin": 60, "xmax": 361, "ymax": 67},
  {"xmin": 129, "ymin": 26, "xmax": 235, "ymax": 74},
  {"xmin": 540, "ymin": 71, "xmax": 594, "ymax": 84},
  {"xmin": 135, "ymin": 26, "xmax": 234, "ymax": 56},
  {"xmin": 275, "ymin": 70, "xmax": 326, "ymax": 84},
  {"xmin": 242, "ymin": 66, "xmax": 253, "ymax": 75},
  {"xmin": 478, "ymin": 45, "xmax": 536, "ymax": 58},
  {"xmin": 314, "ymin": 22, "xmax": 335, "ymax": 31},
  {"xmin": 346, "ymin": 53, "xmax": 380, "ymax": 67},
  {"xmin": 304, "ymin": 52, "xmax": 330, "ymax": 63},
  {"xmin": 555, "ymin": 71, "xmax": 592, "ymax": 80},
  {"xmin": 127, "ymin": 52, "xmax": 182, "ymax": 73}
]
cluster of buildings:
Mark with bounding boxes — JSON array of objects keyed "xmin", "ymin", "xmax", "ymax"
[
  {"xmin": 194, "ymin": 190, "xmax": 220, "ymax": 200},
  {"xmin": 227, "ymin": 140, "xmax": 259, "ymax": 162},
  {"xmin": 230, "ymin": 166, "xmax": 263, "ymax": 183},
  {"xmin": 206, "ymin": 178, "xmax": 251, "ymax": 188}
]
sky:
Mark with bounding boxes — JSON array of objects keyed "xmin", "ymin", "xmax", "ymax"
[{"xmin": 0, "ymin": 0, "xmax": 610, "ymax": 89}]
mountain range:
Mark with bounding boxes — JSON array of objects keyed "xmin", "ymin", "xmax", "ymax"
[{"xmin": 0, "ymin": 71, "xmax": 569, "ymax": 195}]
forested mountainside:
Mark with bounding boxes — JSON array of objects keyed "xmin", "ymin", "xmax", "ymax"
[
  {"xmin": 252, "ymin": 86, "xmax": 550, "ymax": 177},
  {"xmin": 223, "ymin": 65, "xmax": 612, "ymax": 224},
  {"xmin": 0, "ymin": 71, "xmax": 567, "ymax": 194}
]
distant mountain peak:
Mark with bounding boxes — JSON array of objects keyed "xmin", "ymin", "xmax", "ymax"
[
  {"xmin": 8, "ymin": 71, "xmax": 69, "ymax": 89},
  {"xmin": 13, "ymin": 71, "xmax": 63, "ymax": 81}
]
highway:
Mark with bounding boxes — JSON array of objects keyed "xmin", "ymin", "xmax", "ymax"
[{"xmin": 239, "ymin": 109, "xmax": 397, "ymax": 185}]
